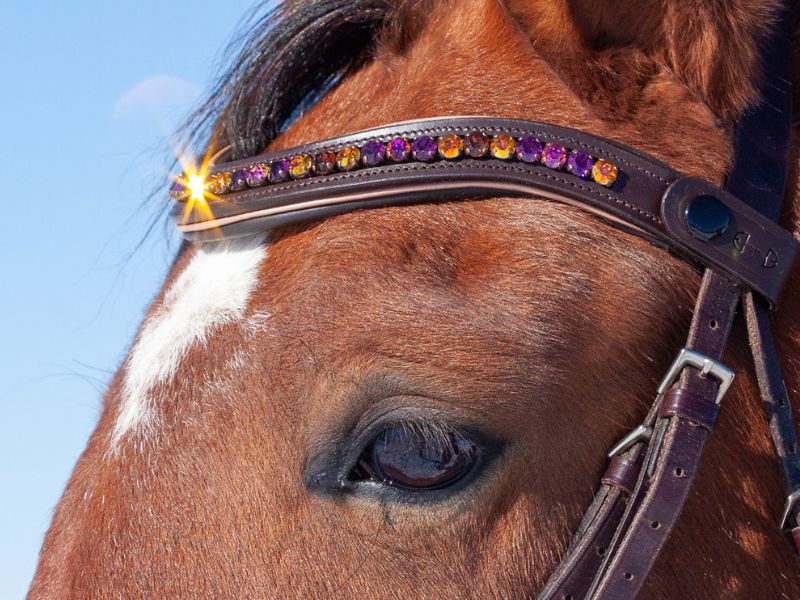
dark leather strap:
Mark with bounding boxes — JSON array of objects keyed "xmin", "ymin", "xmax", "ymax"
[
  {"xmin": 585, "ymin": 5, "xmax": 796, "ymax": 596},
  {"xmin": 745, "ymin": 293, "xmax": 800, "ymax": 540},
  {"xmin": 601, "ymin": 456, "xmax": 640, "ymax": 495},
  {"xmin": 588, "ymin": 271, "xmax": 739, "ymax": 598},
  {"xmin": 658, "ymin": 388, "xmax": 719, "ymax": 432},
  {"xmin": 171, "ymin": 117, "xmax": 797, "ymax": 305},
  {"xmin": 731, "ymin": 0, "xmax": 800, "ymax": 548}
]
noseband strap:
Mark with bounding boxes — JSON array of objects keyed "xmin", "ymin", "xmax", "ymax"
[{"xmin": 168, "ymin": 3, "xmax": 798, "ymax": 597}]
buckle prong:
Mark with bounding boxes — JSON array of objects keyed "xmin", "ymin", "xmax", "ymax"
[
  {"xmin": 780, "ymin": 489, "xmax": 800, "ymax": 529},
  {"xmin": 608, "ymin": 424, "xmax": 653, "ymax": 458}
]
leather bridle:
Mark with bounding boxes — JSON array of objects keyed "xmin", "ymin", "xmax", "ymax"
[{"xmin": 168, "ymin": 5, "xmax": 798, "ymax": 597}]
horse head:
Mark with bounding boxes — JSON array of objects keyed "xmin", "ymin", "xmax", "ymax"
[{"xmin": 29, "ymin": 1, "xmax": 800, "ymax": 597}]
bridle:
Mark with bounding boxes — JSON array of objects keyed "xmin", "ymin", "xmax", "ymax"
[{"xmin": 167, "ymin": 5, "xmax": 798, "ymax": 597}]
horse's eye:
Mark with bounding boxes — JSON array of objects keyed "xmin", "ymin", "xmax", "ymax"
[{"xmin": 352, "ymin": 423, "xmax": 478, "ymax": 491}]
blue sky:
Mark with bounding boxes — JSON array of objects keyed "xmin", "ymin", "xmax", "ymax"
[{"xmin": 0, "ymin": 2, "xmax": 259, "ymax": 597}]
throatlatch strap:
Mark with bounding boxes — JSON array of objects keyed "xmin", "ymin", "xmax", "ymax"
[{"xmin": 745, "ymin": 293, "xmax": 800, "ymax": 544}]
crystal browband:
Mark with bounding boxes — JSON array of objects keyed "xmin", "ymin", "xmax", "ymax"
[
  {"xmin": 170, "ymin": 129, "xmax": 619, "ymax": 201},
  {"xmin": 168, "ymin": 117, "xmax": 798, "ymax": 305}
]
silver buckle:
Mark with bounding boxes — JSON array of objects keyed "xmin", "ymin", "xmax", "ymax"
[
  {"xmin": 607, "ymin": 424, "xmax": 652, "ymax": 458},
  {"xmin": 657, "ymin": 348, "xmax": 734, "ymax": 405},
  {"xmin": 780, "ymin": 489, "xmax": 800, "ymax": 529}
]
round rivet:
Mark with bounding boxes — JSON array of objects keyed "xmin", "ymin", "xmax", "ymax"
[{"xmin": 684, "ymin": 195, "xmax": 730, "ymax": 241}]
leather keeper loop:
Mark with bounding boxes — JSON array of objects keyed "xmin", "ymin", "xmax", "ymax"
[
  {"xmin": 601, "ymin": 455, "xmax": 640, "ymax": 495},
  {"xmin": 659, "ymin": 388, "xmax": 720, "ymax": 431}
]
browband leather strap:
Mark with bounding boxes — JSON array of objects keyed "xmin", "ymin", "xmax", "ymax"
[{"xmin": 171, "ymin": 117, "xmax": 797, "ymax": 305}]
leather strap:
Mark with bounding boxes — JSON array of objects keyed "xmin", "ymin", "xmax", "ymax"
[
  {"xmin": 658, "ymin": 388, "xmax": 719, "ymax": 432},
  {"xmin": 588, "ymin": 271, "xmax": 739, "ymax": 598},
  {"xmin": 171, "ymin": 117, "xmax": 797, "ymax": 305}
]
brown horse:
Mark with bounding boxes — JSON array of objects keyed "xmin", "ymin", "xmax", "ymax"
[{"xmin": 28, "ymin": 0, "xmax": 800, "ymax": 597}]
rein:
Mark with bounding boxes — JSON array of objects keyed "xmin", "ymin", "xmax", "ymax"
[{"xmin": 167, "ymin": 5, "xmax": 798, "ymax": 597}]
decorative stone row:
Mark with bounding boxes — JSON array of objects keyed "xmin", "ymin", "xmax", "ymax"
[{"xmin": 169, "ymin": 131, "xmax": 619, "ymax": 201}]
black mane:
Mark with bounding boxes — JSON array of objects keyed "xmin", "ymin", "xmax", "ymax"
[{"xmin": 184, "ymin": 0, "xmax": 395, "ymax": 160}]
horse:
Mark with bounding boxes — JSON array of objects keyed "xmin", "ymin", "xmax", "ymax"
[{"xmin": 28, "ymin": 0, "xmax": 800, "ymax": 597}]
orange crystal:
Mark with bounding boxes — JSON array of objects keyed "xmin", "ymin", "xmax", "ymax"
[
  {"xmin": 592, "ymin": 159, "xmax": 618, "ymax": 187},
  {"xmin": 437, "ymin": 134, "xmax": 465, "ymax": 160},
  {"xmin": 336, "ymin": 146, "xmax": 361, "ymax": 171},
  {"xmin": 206, "ymin": 171, "xmax": 232, "ymax": 195},
  {"xmin": 490, "ymin": 134, "xmax": 516, "ymax": 160},
  {"xmin": 289, "ymin": 154, "xmax": 313, "ymax": 179}
]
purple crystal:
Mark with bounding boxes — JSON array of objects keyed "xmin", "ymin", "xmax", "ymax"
[
  {"xmin": 566, "ymin": 151, "xmax": 594, "ymax": 179},
  {"xmin": 245, "ymin": 163, "xmax": 267, "ymax": 187},
  {"xmin": 411, "ymin": 136, "xmax": 437, "ymax": 161},
  {"xmin": 542, "ymin": 143, "xmax": 567, "ymax": 169},
  {"xmin": 169, "ymin": 180, "xmax": 186, "ymax": 199},
  {"xmin": 516, "ymin": 135, "xmax": 543, "ymax": 163},
  {"xmin": 230, "ymin": 169, "xmax": 249, "ymax": 191},
  {"xmin": 361, "ymin": 139, "xmax": 386, "ymax": 167},
  {"xmin": 387, "ymin": 137, "xmax": 411, "ymax": 162},
  {"xmin": 269, "ymin": 159, "xmax": 290, "ymax": 183}
]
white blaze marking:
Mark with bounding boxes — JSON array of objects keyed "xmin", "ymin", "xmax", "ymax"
[{"xmin": 111, "ymin": 235, "xmax": 267, "ymax": 447}]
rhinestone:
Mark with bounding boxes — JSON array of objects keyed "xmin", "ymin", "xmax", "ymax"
[
  {"xmin": 336, "ymin": 146, "xmax": 361, "ymax": 171},
  {"xmin": 314, "ymin": 151, "xmax": 337, "ymax": 175},
  {"xmin": 437, "ymin": 134, "xmax": 465, "ymax": 160},
  {"xmin": 465, "ymin": 131, "xmax": 490, "ymax": 158},
  {"xmin": 516, "ymin": 135, "xmax": 543, "ymax": 163},
  {"xmin": 411, "ymin": 136, "xmax": 438, "ymax": 161},
  {"xmin": 169, "ymin": 178, "xmax": 187, "ymax": 200},
  {"xmin": 490, "ymin": 134, "xmax": 516, "ymax": 160},
  {"xmin": 206, "ymin": 172, "xmax": 232, "ymax": 195},
  {"xmin": 566, "ymin": 151, "xmax": 594, "ymax": 179},
  {"xmin": 289, "ymin": 154, "xmax": 313, "ymax": 179},
  {"xmin": 245, "ymin": 163, "xmax": 268, "ymax": 187},
  {"xmin": 387, "ymin": 137, "xmax": 411, "ymax": 162},
  {"xmin": 230, "ymin": 169, "xmax": 249, "ymax": 191},
  {"xmin": 592, "ymin": 159, "xmax": 618, "ymax": 187},
  {"xmin": 542, "ymin": 143, "xmax": 568, "ymax": 169},
  {"xmin": 361, "ymin": 140, "xmax": 386, "ymax": 167},
  {"xmin": 269, "ymin": 159, "xmax": 290, "ymax": 183}
]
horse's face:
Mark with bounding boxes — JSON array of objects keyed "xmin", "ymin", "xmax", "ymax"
[{"xmin": 31, "ymin": 0, "xmax": 800, "ymax": 598}]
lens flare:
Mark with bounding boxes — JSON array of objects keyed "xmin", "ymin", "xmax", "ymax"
[
  {"xmin": 187, "ymin": 172, "xmax": 207, "ymax": 204},
  {"xmin": 169, "ymin": 134, "xmax": 232, "ymax": 237}
]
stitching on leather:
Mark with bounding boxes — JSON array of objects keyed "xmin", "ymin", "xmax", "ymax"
[{"xmin": 224, "ymin": 161, "xmax": 662, "ymax": 225}]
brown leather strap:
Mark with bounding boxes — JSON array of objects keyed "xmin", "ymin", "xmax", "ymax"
[
  {"xmin": 601, "ymin": 456, "xmax": 640, "ymax": 495},
  {"xmin": 658, "ymin": 388, "xmax": 719, "ymax": 432},
  {"xmin": 540, "ymin": 405, "xmax": 663, "ymax": 600},
  {"xmin": 588, "ymin": 270, "xmax": 739, "ymax": 599},
  {"xmin": 744, "ymin": 292, "xmax": 800, "ymax": 533},
  {"xmin": 171, "ymin": 117, "xmax": 797, "ymax": 305}
]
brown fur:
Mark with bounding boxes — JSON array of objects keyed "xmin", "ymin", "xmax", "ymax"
[{"xmin": 29, "ymin": 0, "xmax": 800, "ymax": 598}]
